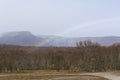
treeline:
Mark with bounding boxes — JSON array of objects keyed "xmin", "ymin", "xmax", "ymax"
[{"xmin": 0, "ymin": 41, "xmax": 120, "ymax": 72}]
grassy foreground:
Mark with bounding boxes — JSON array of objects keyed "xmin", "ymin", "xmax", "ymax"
[{"xmin": 0, "ymin": 70, "xmax": 109, "ymax": 80}]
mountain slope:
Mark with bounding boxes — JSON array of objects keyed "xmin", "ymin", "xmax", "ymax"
[
  {"xmin": 0, "ymin": 31, "xmax": 42, "ymax": 46},
  {"xmin": 0, "ymin": 31, "xmax": 120, "ymax": 47}
]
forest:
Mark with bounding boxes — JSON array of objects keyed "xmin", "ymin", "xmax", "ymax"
[{"xmin": 0, "ymin": 40, "xmax": 120, "ymax": 72}]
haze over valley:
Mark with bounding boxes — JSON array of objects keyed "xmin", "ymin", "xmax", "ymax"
[{"xmin": 0, "ymin": 31, "xmax": 120, "ymax": 47}]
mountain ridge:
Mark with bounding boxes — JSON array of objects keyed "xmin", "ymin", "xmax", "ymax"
[{"xmin": 0, "ymin": 31, "xmax": 120, "ymax": 47}]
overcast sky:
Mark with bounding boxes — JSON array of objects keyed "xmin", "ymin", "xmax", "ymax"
[{"xmin": 0, "ymin": 0, "xmax": 120, "ymax": 37}]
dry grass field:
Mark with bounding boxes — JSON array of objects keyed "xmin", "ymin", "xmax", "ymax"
[{"xmin": 0, "ymin": 70, "xmax": 110, "ymax": 80}]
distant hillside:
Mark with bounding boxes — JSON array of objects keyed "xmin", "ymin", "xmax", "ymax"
[
  {"xmin": 0, "ymin": 31, "xmax": 42, "ymax": 46},
  {"xmin": 0, "ymin": 31, "xmax": 120, "ymax": 47}
]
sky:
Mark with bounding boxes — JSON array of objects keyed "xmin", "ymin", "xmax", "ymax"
[{"xmin": 0, "ymin": 0, "xmax": 120, "ymax": 37}]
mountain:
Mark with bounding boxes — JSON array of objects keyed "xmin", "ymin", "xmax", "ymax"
[
  {"xmin": 0, "ymin": 31, "xmax": 43, "ymax": 46},
  {"xmin": 0, "ymin": 31, "xmax": 120, "ymax": 47},
  {"xmin": 47, "ymin": 37, "xmax": 120, "ymax": 47}
]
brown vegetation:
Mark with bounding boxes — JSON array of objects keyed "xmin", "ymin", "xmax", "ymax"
[{"xmin": 0, "ymin": 40, "xmax": 120, "ymax": 72}]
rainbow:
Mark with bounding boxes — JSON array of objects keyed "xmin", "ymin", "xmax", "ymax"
[
  {"xmin": 35, "ymin": 35, "xmax": 58, "ymax": 47},
  {"xmin": 35, "ymin": 17, "xmax": 120, "ymax": 47}
]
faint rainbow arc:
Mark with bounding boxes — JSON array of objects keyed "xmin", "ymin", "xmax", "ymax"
[
  {"xmin": 35, "ymin": 17, "xmax": 120, "ymax": 47},
  {"xmin": 35, "ymin": 36, "xmax": 57, "ymax": 47}
]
